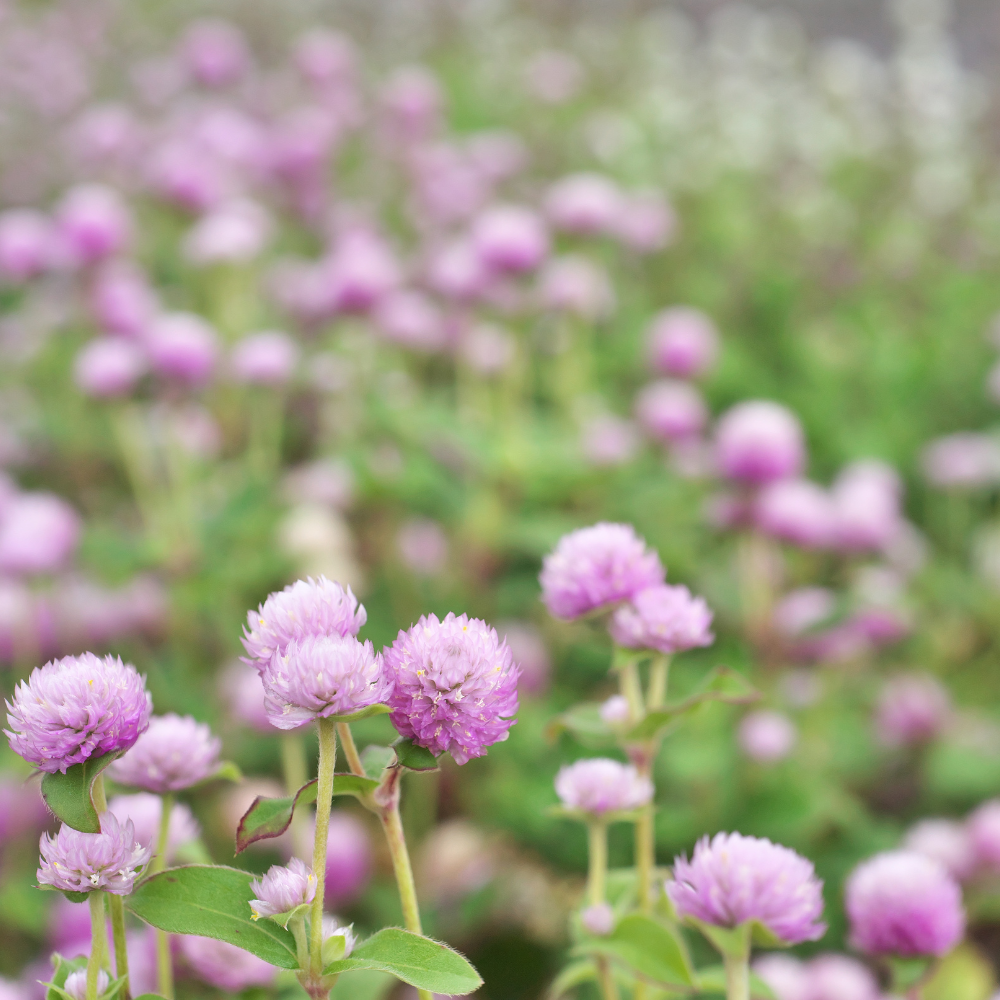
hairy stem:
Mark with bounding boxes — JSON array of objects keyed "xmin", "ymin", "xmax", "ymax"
[
  {"xmin": 108, "ymin": 896, "xmax": 131, "ymax": 999},
  {"xmin": 310, "ymin": 719, "xmax": 338, "ymax": 977},
  {"xmin": 587, "ymin": 821, "xmax": 608, "ymax": 907},
  {"xmin": 724, "ymin": 951, "xmax": 750, "ymax": 1000},
  {"xmin": 281, "ymin": 733, "xmax": 312, "ymax": 860},
  {"xmin": 87, "ymin": 892, "xmax": 107, "ymax": 1000},
  {"xmin": 337, "ymin": 722, "xmax": 366, "ymax": 777},
  {"xmin": 152, "ymin": 793, "xmax": 174, "ymax": 998}
]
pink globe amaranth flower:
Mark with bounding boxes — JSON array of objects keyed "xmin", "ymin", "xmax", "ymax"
[
  {"xmin": 242, "ymin": 576, "xmax": 367, "ymax": 668},
  {"xmin": 807, "ymin": 954, "xmax": 880, "ymax": 1000},
  {"xmin": 374, "ymin": 290, "xmax": 446, "ymax": 352},
  {"xmin": 222, "ymin": 661, "xmax": 273, "ymax": 733},
  {"xmin": 230, "ymin": 331, "xmax": 299, "ymax": 385},
  {"xmin": 755, "ymin": 479, "xmax": 836, "ymax": 550},
  {"xmin": 180, "ymin": 19, "xmax": 250, "ymax": 87},
  {"xmin": 472, "ymin": 204, "xmax": 549, "ymax": 274},
  {"xmin": 738, "ymin": 710, "xmax": 798, "ymax": 764},
  {"xmin": 108, "ymin": 793, "xmax": 200, "ymax": 864},
  {"xmin": 903, "ymin": 819, "xmax": 976, "ymax": 884},
  {"xmin": 324, "ymin": 810, "xmax": 373, "ymax": 907},
  {"xmin": 459, "ymin": 323, "xmax": 515, "ymax": 375},
  {"xmin": 250, "ymin": 858, "xmax": 316, "ymax": 920},
  {"xmin": 845, "ymin": 851, "xmax": 965, "ymax": 957},
  {"xmin": 380, "ymin": 65, "xmax": 443, "ymax": 143},
  {"xmin": 635, "ymin": 380, "xmax": 708, "ymax": 443},
  {"xmin": 89, "ymin": 261, "xmax": 159, "ymax": 338},
  {"xmin": 64, "ymin": 969, "xmax": 109, "ymax": 1000},
  {"xmin": 499, "ymin": 622, "xmax": 550, "ymax": 696},
  {"xmin": 537, "ymin": 255, "xmax": 614, "ymax": 322},
  {"xmin": 613, "ymin": 191, "xmax": 677, "ymax": 253},
  {"xmin": 283, "ymin": 460, "xmax": 355, "ymax": 510},
  {"xmin": 145, "ymin": 139, "xmax": 231, "ymax": 213},
  {"xmin": 426, "ymin": 238, "xmax": 492, "ymax": 302},
  {"xmin": 38, "ymin": 812, "xmax": 151, "ymax": 895},
  {"xmin": 773, "ymin": 588, "xmax": 836, "ymax": 638},
  {"xmin": 609, "ymin": 584, "xmax": 714, "ymax": 654},
  {"xmin": 922, "ymin": 433, "xmax": 1000, "ymax": 489},
  {"xmin": 184, "ymin": 199, "xmax": 272, "ymax": 265},
  {"xmin": 56, "ymin": 184, "xmax": 131, "ymax": 264},
  {"xmin": 262, "ymin": 635, "xmax": 389, "ymax": 731},
  {"xmin": 397, "ymin": 518, "xmax": 448, "ymax": 576},
  {"xmin": 555, "ymin": 758, "xmax": 653, "ymax": 815},
  {"xmin": 408, "ymin": 142, "xmax": 491, "ymax": 228},
  {"xmin": 875, "ymin": 674, "xmax": 951, "ymax": 748},
  {"xmin": 581, "ymin": 415, "xmax": 639, "ymax": 467},
  {"xmin": 383, "ymin": 612, "xmax": 519, "ymax": 765},
  {"xmin": 6, "ymin": 653, "xmax": 151, "ymax": 773},
  {"xmin": 545, "ymin": 173, "xmax": 624, "ymax": 236},
  {"xmin": 0, "ymin": 492, "xmax": 81, "ymax": 575},
  {"xmin": 599, "ymin": 695, "xmax": 631, "ymax": 726},
  {"xmin": 74, "ymin": 338, "xmax": 147, "ymax": 398},
  {"xmin": 539, "ymin": 522, "xmax": 665, "ymax": 621},
  {"xmin": 715, "ymin": 401, "xmax": 805, "ymax": 484},
  {"xmin": 178, "ymin": 935, "xmax": 277, "ymax": 991},
  {"xmin": 69, "ymin": 103, "xmax": 139, "ymax": 169},
  {"xmin": 322, "ymin": 915, "xmax": 357, "ymax": 958},
  {"xmin": 145, "ymin": 312, "xmax": 219, "ymax": 385},
  {"xmin": 581, "ymin": 903, "xmax": 615, "ymax": 936},
  {"xmin": 0, "ymin": 773, "xmax": 48, "ymax": 841},
  {"xmin": 752, "ymin": 954, "xmax": 810, "ymax": 1000},
  {"xmin": 109, "ymin": 712, "xmax": 221, "ymax": 792},
  {"xmin": 326, "ymin": 232, "xmax": 401, "ymax": 313},
  {"xmin": 667, "ymin": 832, "xmax": 826, "ymax": 945},
  {"xmin": 646, "ymin": 308, "xmax": 719, "ymax": 379},
  {"xmin": 0, "ymin": 209, "xmax": 53, "ymax": 281},
  {"xmin": 968, "ymin": 800, "xmax": 1000, "ymax": 871},
  {"xmin": 832, "ymin": 461, "xmax": 903, "ymax": 552},
  {"xmin": 294, "ymin": 29, "xmax": 358, "ymax": 89}
]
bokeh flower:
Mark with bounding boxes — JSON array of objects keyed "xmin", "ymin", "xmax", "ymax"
[
  {"xmin": 967, "ymin": 799, "xmax": 1000, "ymax": 871},
  {"xmin": 646, "ymin": 308, "xmax": 719, "ymax": 379},
  {"xmin": 108, "ymin": 793, "xmax": 200, "ymax": 864},
  {"xmin": 323, "ymin": 811, "xmax": 373, "ymax": 908},
  {"xmin": 177, "ymin": 935, "xmax": 277, "ymax": 991},
  {"xmin": 715, "ymin": 401, "xmax": 805, "ymax": 485},
  {"xmin": 109, "ymin": 713, "xmax": 221, "ymax": 792},
  {"xmin": 875, "ymin": 674, "xmax": 951, "ymax": 747},
  {"xmin": 903, "ymin": 819, "xmax": 976, "ymax": 882},
  {"xmin": 555, "ymin": 758, "xmax": 653, "ymax": 816},
  {"xmin": 738, "ymin": 710, "xmax": 798, "ymax": 764},
  {"xmin": 249, "ymin": 858, "xmax": 316, "ymax": 920}
]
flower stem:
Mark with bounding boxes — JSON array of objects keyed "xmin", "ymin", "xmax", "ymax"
[
  {"xmin": 90, "ymin": 776, "xmax": 130, "ymax": 997},
  {"xmin": 723, "ymin": 951, "xmax": 750, "ymax": 1000},
  {"xmin": 152, "ymin": 793, "xmax": 174, "ymax": 998},
  {"xmin": 587, "ymin": 821, "xmax": 608, "ymax": 907},
  {"xmin": 337, "ymin": 722, "xmax": 365, "ymax": 777},
  {"xmin": 614, "ymin": 648, "xmax": 644, "ymax": 723},
  {"xmin": 647, "ymin": 655, "xmax": 670, "ymax": 710},
  {"xmin": 310, "ymin": 719, "xmax": 337, "ymax": 977},
  {"xmin": 87, "ymin": 892, "xmax": 107, "ymax": 1000},
  {"xmin": 281, "ymin": 733, "xmax": 312, "ymax": 860}
]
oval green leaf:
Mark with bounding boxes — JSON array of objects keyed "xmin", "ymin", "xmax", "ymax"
[
  {"xmin": 235, "ymin": 780, "xmax": 317, "ymax": 854},
  {"xmin": 324, "ymin": 928, "xmax": 482, "ymax": 995},
  {"xmin": 360, "ymin": 744, "xmax": 396, "ymax": 779},
  {"xmin": 391, "ymin": 737, "xmax": 440, "ymax": 772},
  {"xmin": 41, "ymin": 751, "xmax": 122, "ymax": 833},
  {"xmin": 576, "ymin": 914, "xmax": 694, "ymax": 987},
  {"xmin": 125, "ymin": 864, "xmax": 298, "ymax": 969}
]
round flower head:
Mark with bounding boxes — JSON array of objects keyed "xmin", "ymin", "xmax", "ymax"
[
  {"xmin": 544, "ymin": 172, "xmax": 623, "ymax": 236},
  {"xmin": 599, "ymin": 695, "xmax": 631, "ymax": 726},
  {"xmin": 715, "ymin": 401, "xmax": 805, "ymax": 485},
  {"xmin": 180, "ymin": 19, "xmax": 251, "ymax": 88},
  {"xmin": 64, "ymin": 970, "xmax": 109, "ymax": 1000},
  {"xmin": 145, "ymin": 312, "xmax": 219, "ymax": 386},
  {"xmin": 38, "ymin": 812, "xmax": 151, "ymax": 895},
  {"xmin": 754, "ymin": 480, "xmax": 835, "ymax": 549},
  {"xmin": 230, "ymin": 330, "xmax": 299, "ymax": 385},
  {"xmin": 0, "ymin": 492, "xmax": 81, "ymax": 576},
  {"xmin": 752, "ymin": 955, "xmax": 809, "ymax": 1000},
  {"xmin": 646, "ymin": 308, "xmax": 719, "ymax": 380},
  {"xmin": 471, "ymin": 204, "xmax": 549, "ymax": 273},
  {"xmin": 806, "ymin": 953, "xmax": 880, "ymax": 1000},
  {"xmin": 581, "ymin": 415, "xmax": 639, "ymax": 467},
  {"xmin": 921, "ymin": 433, "xmax": 1000, "ymax": 489},
  {"xmin": 635, "ymin": 380, "xmax": 708, "ymax": 443},
  {"xmin": 738, "ymin": 710, "xmax": 798, "ymax": 764},
  {"xmin": 383, "ymin": 612, "xmax": 520, "ymax": 765},
  {"xmin": 667, "ymin": 832, "xmax": 826, "ymax": 945},
  {"xmin": 6, "ymin": 653, "xmax": 151, "ymax": 773},
  {"xmin": 845, "ymin": 851, "xmax": 965, "ymax": 957},
  {"xmin": 875, "ymin": 674, "xmax": 951, "ymax": 748},
  {"xmin": 108, "ymin": 713, "xmax": 221, "ymax": 792},
  {"xmin": 242, "ymin": 576, "xmax": 366, "ymax": 668},
  {"xmin": 581, "ymin": 903, "xmax": 615, "ymax": 936},
  {"xmin": 968, "ymin": 799, "xmax": 1000, "ymax": 871},
  {"xmin": 609, "ymin": 583, "xmax": 714, "ymax": 653},
  {"xmin": 263, "ymin": 635, "xmax": 389, "ymax": 730},
  {"xmin": 56, "ymin": 184, "xmax": 131, "ymax": 264},
  {"xmin": 108, "ymin": 793, "xmax": 200, "ymax": 865},
  {"xmin": 178, "ymin": 935, "xmax": 277, "ymax": 991},
  {"xmin": 0, "ymin": 209, "xmax": 54, "ymax": 282},
  {"xmin": 903, "ymin": 819, "xmax": 976, "ymax": 883},
  {"xmin": 322, "ymin": 915, "xmax": 357, "ymax": 958},
  {"xmin": 555, "ymin": 758, "xmax": 653, "ymax": 816},
  {"xmin": 250, "ymin": 858, "xmax": 316, "ymax": 920},
  {"xmin": 540, "ymin": 522, "xmax": 665, "ymax": 621},
  {"xmin": 74, "ymin": 338, "xmax": 147, "ymax": 398}
]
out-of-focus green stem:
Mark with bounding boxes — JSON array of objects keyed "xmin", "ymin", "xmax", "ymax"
[
  {"xmin": 87, "ymin": 892, "xmax": 107, "ymax": 1000},
  {"xmin": 724, "ymin": 951, "xmax": 750, "ymax": 1000},
  {"xmin": 246, "ymin": 389, "xmax": 284, "ymax": 476},
  {"xmin": 281, "ymin": 734, "xmax": 312, "ymax": 860},
  {"xmin": 310, "ymin": 720, "xmax": 337, "ymax": 976},
  {"xmin": 152, "ymin": 793, "xmax": 174, "ymax": 998},
  {"xmin": 89, "ymin": 775, "xmax": 129, "ymax": 994},
  {"xmin": 647, "ymin": 655, "xmax": 670, "ymax": 710},
  {"xmin": 587, "ymin": 821, "xmax": 608, "ymax": 907},
  {"xmin": 336, "ymin": 722, "xmax": 365, "ymax": 777}
]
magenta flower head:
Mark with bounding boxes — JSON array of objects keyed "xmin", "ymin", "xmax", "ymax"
[
  {"xmin": 875, "ymin": 674, "xmax": 951, "ymax": 748},
  {"xmin": 635, "ymin": 380, "xmax": 708, "ymax": 444},
  {"xmin": 89, "ymin": 262, "xmax": 158, "ymax": 338},
  {"xmin": 6, "ymin": 653, "xmax": 151, "ymax": 773},
  {"xmin": 968, "ymin": 800, "xmax": 1000, "ymax": 871},
  {"xmin": 539, "ymin": 522, "xmax": 665, "ymax": 621},
  {"xmin": 383, "ymin": 612, "xmax": 519, "ymax": 765},
  {"xmin": 0, "ymin": 492, "xmax": 81, "ymax": 576},
  {"xmin": 74, "ymin": 338, "xmax": 147, "ymax": 398},
  {"xmin": 242, "ymin": 576, "xmax": 367, "ymax": 668},
  {"xmin": 324, "ymin": 811, "xmax": 373, "ymax": 907},
  {"xmin": 472, "ymin": 204, "xmax": 550, "ymax": 274},
  {"xmin": 646, "ymin": 308, "xmax": 720, "ymax": 380},
  {"xmin": 0, "ymin": 209, "xmax": 53, "ymax": 282},
  {"xmin": 667, "ymin": 832, "xmax": 826, "ymax": 945},
  {"xmin": 831, "ymin": 460, "xmax": 903, "ymax": 552},
  {"xmin": 263, "ymin": 635, "xmax": 389, "ymax": 730},
  {"xmin": 145, "ymin": 312, "xmax": 219, "ymax": 386},
  {"xmin": 109, "ymin": 712, "xmax": 221, "ymax": 792},
  {"xmin": 581, "ymin": 903, "xmax": 615, "ymax": 936},
  {"xmin": 180, "ymin": 19, "xmax": 251, "ymax": 88},
  {"xmin": 903, "ymin": 819, "xmax": 976, "ymax": 883},
  {"xmin": 614, "ymin": 190, "xmax": 677, "ymax": 254},
  {"xmin": 845, "ymin": 851, "xmax": 965, "ymax": 957},
  {"xmin": 715, "ymin": 401, "xmax": 805, "ymax": 485},
  {"xmin": 374, "ymin": 290, "xmax": 446, "ymax": 352},
  {"xmin": 544, "ymin": 173, "xmax": 623, "ymax": 236},
  {"xmin": 38, "ymin": 812, "xmax": 151, "ymax": 895},
  {"xmin": 230, "ymin": 330, "xmax": 299, "ymax": 386},
  {"xmin": 56, "ymin": 184, "xmax": 131, "ymax": 264},
  {"xmin": 754, "ymin": 480, "xmax": 835, "ymax": 549},
  {"xmin": 738, "ymin": 710, "xmax": 798, "ymax": 764},
  {"xmin": 609, "ymin": 583, "xmax": 714, "ymax": 654},
  {"xmin": 250, "ymin": 858, "xmax": 316, "ymax": 921},
  {"xmin": 922, "ymin": 433, "xmax": 1000, "ymax": 490},
  {"xmin": 178, "ymin": 935, "xmax": 277, "ymax": 991},
  {"xmin": 537, "ymin": 255, "xmax": 615, "ymax": 322},
  {"xmin": 555, "ymin": 758, "xmax": 653, "ymax": 816}
]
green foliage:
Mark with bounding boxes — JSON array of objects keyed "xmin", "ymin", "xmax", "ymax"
[
  {"xmin": 392, "ymin": 737, "xmax": 441, "ymax": 772},
  {"xmin": 41, "ymin": 752, "xmax": 122, "ymax": 833},
  {"xmin": 574, "ymin": 915, "xmax": 695, "ymax": 989}
]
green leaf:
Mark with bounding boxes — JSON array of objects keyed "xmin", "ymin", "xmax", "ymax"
[
  {"xmin": 627, "ymin": 668, "xmax": 759, "ymax": 740},
  {"xmin": 44, "ymin": 954, "xmax": 87, "ymax": 1000},
  {"xmin": 323, "ymin": 932, "xmax": 350, "ymax": 965},
  {"xmin": 235, "ymin": 780, "xmax": 317, "ymax": 853},
  {"xmin": 323, "ymin": 928, "xmax": 482, "ymax": 995},
  {"xmin": 38, "ymin": 884, "xmax": 91, "ymax": 904},
  {"xmin": 210, "ymin": 760, "xmax": 243, "ymax": 783},
  {"xmin": 333, "ymin": 773, "xmax": 380, "ymax": 799},
  {"xmin": 41, "ymin": 751, "xmax": 122, "ymax": 833},
  {"xmin": 575, "ymin": 914, "xmax": 694, "ymax": 988},
  {"xmin": 332, "ymin": 703, "xmax": 392, "ymax": 723},
  {"xmin": 545, "ymin": 703, "xmax": 615, "ymax": 745},
  {"xmin": 697, "ymin": 966, "xmax": 777, "ymax": 999},
  {"xmin": 548, "ymin": 960, "xmax": 596, "ymax": 998},
  {"xmin": 125, "ymin": 865, "xmax": 298, "ymax": 969},
  {"xmin": 360, "ymin": 745, "xmax": 396, "ymax": 779},
  {"xmin": 392, "ymin": 737, "xmax": 440, "ymax": 772},
  {"xmin": 686, "ymin": 918, "xmax": 751, "ymax": 960}
]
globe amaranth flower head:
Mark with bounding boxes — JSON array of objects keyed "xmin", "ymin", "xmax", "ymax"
[
  {"xmin": 250, "ymin": 858, "xmax": 316, "ymax": 920},
  {"xmin": 262, "ymin": 634, "xmax": 390, "ymax": 730},
  {"xmin": 65, "ymin": 970, "xmax": 110, "ymax": 1000},
  {"xmin": 667, "ymin": 832, "xmax": 826, "ymax": 945},
  {"xmin": 609, "ymin": 583, "xmax": 714, "ymax": 654},
  {"xmin": 37, "ymin": 811, "xmax": 152, "ymax": 895},
  {"xmin": 109, "ymin": 712, "xmax": 221, "ymax": 792},
  {"xmin": 555, "ymin": 758, "xmax": 654, "ymax": 816},
  {"xmin": 383, "ymin": 612, "xmax": 519, "ymax": 765},
  {"xmin": 242, "ymin": 575, "xmax": 367, "ymax": 668},
  {"xmin": 6, "ymin": 653, "xmax": 152, "ymax": 773},
  {"xmin": 845, "ymin": 850, "xmax": 965, "ymax": 957},
  {"xmin": 540, "ymin": 522, "xmax": 665, "ymax": 621}
]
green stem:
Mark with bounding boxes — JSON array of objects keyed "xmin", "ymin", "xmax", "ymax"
[
  {"xmin": 595, "ymin": 957, "xmax": 620, "ymax": 1000},
  {"xmin": 108, "ymin": 896, "xmax": 130, "ymax": 999},
  {"xmin": 153, "ymin": 793, "xmax": 174, "ymax": 998},
  {"xmin": 587, "ymin": 821, "xmax": 608, "ymax": 907},
  {"xmin": 723, "ymin": 951, "xmax": 750, "ymax": 1000},
  {"xmin": 336, "ymin": 723, "xmax": 365, "ymax": 777},
  {"xmin": 614, "ymin": 649, "xmax": 644, "ymax": 723},
  {"xmin": 310, "ymin": 719, "xmax": 337, "ymax": 977},
  {"xmin": 647, "ymin": 655, "xmax": 670, "ymax": 710},
  {"xmin": 635, "ymin": 803, "xmax": 655, "ymax": 914},
  {"xmin": 290, "ymin": 913, "xmax": 310, "ymax": 972},
  {"xmin": 281, "ymin": 733, "xmax": 312, "ymax": 860},
  {"xmin": 87, "ymin": 892, "xmax": 107, "ymax": 1000}
]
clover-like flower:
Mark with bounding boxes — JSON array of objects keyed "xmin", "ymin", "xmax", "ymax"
[
  {"xmin": 555, "ymin": 758, "xmax": 653, "ymax": 816},
  {"xmin": 109, "ymin": 712, "xmax": 221, "ymax": 792},
  {"xmin": 608, "ymin": 584, "xmax": 714, "ymax": 654},
  {"xmin": 37, "ymin": 812, "xmax": 151, "ymax": 895},
  {"xmin": 667, "ymin": 832, "xmax": 826, "ymax": 945},
  {"xmin": 250, "ymin": 858, "xmax": 316, "ymax": 920},
  {"xmin": 383, "ymin": 613, "xmax": 519, "ymax": 765},
  {"xmin": 6, "ymin": 653, "xmax": 152, "ymax": 773}
]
